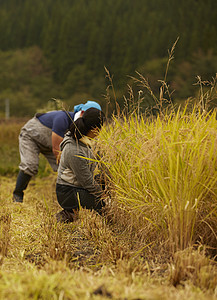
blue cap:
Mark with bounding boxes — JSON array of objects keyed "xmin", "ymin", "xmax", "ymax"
[{"xmin": 74, "ymin": 101, "xmax": 101, "ymax": 113}]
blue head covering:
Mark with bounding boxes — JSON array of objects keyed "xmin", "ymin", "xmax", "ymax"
[{"xmin": 73, "ymin": 101, "xmax": 101, "ymax": 113}]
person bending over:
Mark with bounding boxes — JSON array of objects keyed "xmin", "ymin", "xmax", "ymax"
[
  {"xmin": 56, "ymin": 107, "xmax": 105, "ymax": 223},
  {"xmin": 13, "ymin": 101, "xmax": 101, "ymax": 203}
]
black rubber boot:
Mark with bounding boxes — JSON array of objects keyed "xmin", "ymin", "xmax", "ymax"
[{"xmin": 13, "ymin": 170, "xmax": 32, "ymax": 203}]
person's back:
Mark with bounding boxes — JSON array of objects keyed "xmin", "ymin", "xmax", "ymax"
[
  {"xmin": 55, "ymin": 108, "xmax": 105, "ymax": 223},
  {"xmin": 57, "ymin": 134, "xmax": 98, "ymax": 192},
  {"xmin": 37, "ymin": 111, "xmax": 75, "ymax": 138}
]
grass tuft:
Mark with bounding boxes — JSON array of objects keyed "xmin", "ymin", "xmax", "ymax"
[
  {"xmin": 169, "ymin": 247, "xmax": 217, "ymax": 291},
  {"xmin": 0, "ymin": 209, "xmax": 11, "ymax": 265}
]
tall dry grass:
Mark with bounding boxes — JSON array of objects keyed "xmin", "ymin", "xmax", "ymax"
[
  {"xmin": 100, "ymin": 40, "xmax": 217, "ymax": 257},
  {"xmin": 96, "ymin": 105, "xmax": 217, "ymax": 256}
]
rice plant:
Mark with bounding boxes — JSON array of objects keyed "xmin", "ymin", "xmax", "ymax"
[{"xmin": 96, "ymin": 105, "xmax": 217, "ymax": 254}]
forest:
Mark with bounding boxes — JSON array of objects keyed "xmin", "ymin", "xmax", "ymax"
[{"xmin": 0, "ymin": 0, "xmax": 217, "ymax": 116}]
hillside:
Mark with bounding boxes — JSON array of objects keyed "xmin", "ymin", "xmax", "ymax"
[{"xmin": 0, "ymin": 0, "xmax": 217, "ymax": 116}]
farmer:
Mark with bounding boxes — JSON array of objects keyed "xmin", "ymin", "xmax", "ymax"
[
  {"xmin": 55, "ymin": 107, "xmax": 105, "ymax": 223},
  {"xmin": 13, "ymin": 101, "xmax": 102, "ymax": 203}
]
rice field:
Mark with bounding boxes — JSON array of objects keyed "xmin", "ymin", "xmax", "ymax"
[{"xmin": 0, "ymin": 107, "xmax": 216, "ymax": 299}]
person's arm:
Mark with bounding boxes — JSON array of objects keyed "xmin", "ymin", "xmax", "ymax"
[
  {"xmin": 51, "ymin": 112, "xmax": 71, "ymax": 163},
  {"xmin": 52, "ymin": 132, "xmax": 63, "ymax": 164}
]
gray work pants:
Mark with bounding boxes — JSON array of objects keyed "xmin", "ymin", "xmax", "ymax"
[{"xmin": 19, "ymin": 117, "xmax": 58, "ymax": 176}]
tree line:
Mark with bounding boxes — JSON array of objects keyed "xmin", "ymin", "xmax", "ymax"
[{"xmin": 0, "ymin": 0, "xmax": 216, "ymax": 116}]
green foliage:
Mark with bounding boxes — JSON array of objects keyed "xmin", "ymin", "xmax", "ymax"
[
  {"xmin": 0, "ymin": 47, "xmax": 57, "ymax": 117},
  {"xmin": 0, "ymin": 0, "xmax": 216, "ymax": 117},
  {"xmin": 172, "ymin": 51, "xmax": 217, "ymax": 102}
]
